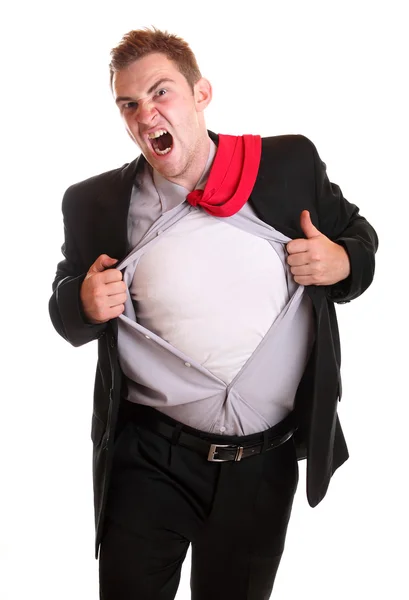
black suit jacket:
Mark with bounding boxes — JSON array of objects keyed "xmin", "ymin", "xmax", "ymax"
[{"xmin": 49, "ymin": 132, "xmax": 378, "ymax": 558}]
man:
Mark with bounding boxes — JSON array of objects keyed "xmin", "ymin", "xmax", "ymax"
[{"xmin": 49, "ymin": 27, "xmax": 378, "ymax": 600}]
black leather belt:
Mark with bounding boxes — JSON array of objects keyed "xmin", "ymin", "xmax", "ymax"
[{"xmin": 125, "ymin": 403, "xmax": 297, "ymax": 463}]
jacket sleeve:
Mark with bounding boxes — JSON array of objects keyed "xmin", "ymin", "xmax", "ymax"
[
  {"xmin": 48, "ymin": 188, "xmax": 107, "ymax": 347},
  {"xmin": 309, "ymin": 140, "xmax": 379, "ymax": 303}
]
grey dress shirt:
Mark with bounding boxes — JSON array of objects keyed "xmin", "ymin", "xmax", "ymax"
[{"xmin": 116, "ymin": 141, "xmax": 315, "ymax": 436}]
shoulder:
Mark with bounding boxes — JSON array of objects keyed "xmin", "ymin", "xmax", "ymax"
[
  {"xmin": 61, "ymin": 157, "xmax": 141, "ymax": 212},
  {"xmin": 257, "ymin": 134, "xmax": 321, "ymax": 182},
  {"xmin": 260, "ymin": 133, "xmax": 317, "ymax": 160}
]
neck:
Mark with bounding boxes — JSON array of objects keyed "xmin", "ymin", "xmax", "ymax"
[{"xmin": 167, "ymin": 135, "xmax": 211, "ymax": 191}]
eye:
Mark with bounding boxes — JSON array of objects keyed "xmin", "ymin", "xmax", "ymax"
[
  {"xmin": 156, "ymin": 88, "xmax": 167, "ymax": 97},
  {"xmin": 123, "ymin": 102, "xmax": 137, "ymax": 110}
]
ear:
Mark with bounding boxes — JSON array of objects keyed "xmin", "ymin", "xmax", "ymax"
[{"xmin": 194, "ymin": 77, "xmax": 212, "ymax": 112}]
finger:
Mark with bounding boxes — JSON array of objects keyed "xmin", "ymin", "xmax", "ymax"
[
  {"xmin": 99, "ymin": 268, "xmax": 124, "ymax": 284},
  {"xmin": 300, "ymin": 210, "xmax": 321, "ymax": 239},
  {"xmin": 92, "ymin": 303, "xmax": 125, "ymax": 323},
  {"xmin": 287, "ymin": 252, "xmax": 310, "ymax": 267},
  {"xmin": 290, "ymin": 265, "xmax": 314, "ymax": 277},
  {"xmin": 108, "ymin": 293, "xmax": 128, "ymax": 308},
  {"xmin": 107, "ymin": 304, "xmax": 126, "ymax": 318},
  {"xmin": 106, "ymin": 281, "xmax": 128, "ymax": 296},
  {"xmin": 88, "ymin": 254, "xmax": 118, "ymax": 274},
  {"xmin": 293, "ymin": 274, "xmax": 324, "ymax": 286},
  {"xmin": 293, "ymin": 275, "xmax": 314, "ymax": 286},
  {"xmin": 286, "ymin": 239, "xmax": 310, "ymax": 255}
]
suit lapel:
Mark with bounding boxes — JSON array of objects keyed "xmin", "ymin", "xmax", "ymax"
[{"xmin": 94, "ymin": 154, "xmax": 144, "ymax": 263}]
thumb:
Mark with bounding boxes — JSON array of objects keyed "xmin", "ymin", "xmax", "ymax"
[
  {"xmin": 300, "ymin": 210, "xmax": 321, "ymax": 238},
  {"xmin": 88, "ymin": 254, "xmax": 118, "ymax": 274}
]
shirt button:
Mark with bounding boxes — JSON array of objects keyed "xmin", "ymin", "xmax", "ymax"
[
  {"xmin": 145, "ymin": 335, "xmax": 150, "ymax": 339},
  {"xmin": 184, "ymin": 362, "xmax": 191, "ymax": 367},
  {"xmin": 220, "ymin": 426, "xmax": 226, "ymax": 433},
  {"xmin": 157, "ymin": 230, "xmax": 163, "ymax": 236}
]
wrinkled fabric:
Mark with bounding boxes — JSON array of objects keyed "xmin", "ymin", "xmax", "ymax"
[{"xmin": 117, "ymin": 201, "xmax": 314, "ymax": 436}]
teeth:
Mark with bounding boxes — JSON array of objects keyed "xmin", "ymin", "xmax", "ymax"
[
  {"xmin": 148, "ymin": 129, "xmax": 168, "ymax": 139},
  {"xmin": 155, "ymin": 147, "xmax": 172, "ymax": 155}
]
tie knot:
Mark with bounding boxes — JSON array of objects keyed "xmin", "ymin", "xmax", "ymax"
[{"xmin": 186, "ymin": 189, "xmax": 203, "ymax": 207}]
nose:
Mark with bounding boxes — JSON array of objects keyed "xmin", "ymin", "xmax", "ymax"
[{"xmin": 136, "ymin": 100, "xmax": 158, "ymax": 125}]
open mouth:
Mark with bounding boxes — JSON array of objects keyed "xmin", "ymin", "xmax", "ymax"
[{"xmin": 148, "ymin": 129, "xmax": 174, "ymax": 156}]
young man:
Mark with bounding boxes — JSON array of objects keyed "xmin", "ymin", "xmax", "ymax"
[{"xmin": 49, "ymin": 27, "xmax": 378, "ymax": 600}]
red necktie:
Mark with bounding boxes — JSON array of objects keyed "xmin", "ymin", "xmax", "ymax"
[{"xmin": 186, "ymin": 134, "xmax": 261, "ymax": 217}]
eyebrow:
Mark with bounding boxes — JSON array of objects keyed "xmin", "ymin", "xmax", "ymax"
[{"xmin": 115, "ymin": 78, "xmax": 175, "ymax": 105}]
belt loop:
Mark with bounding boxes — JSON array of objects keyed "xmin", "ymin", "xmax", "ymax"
[
  {"xmin": 262, "ymin": 430, "xmax": 269, "ymax": 454},
  {"xmin": 168, "ymin": 423, "xmax": 183, "ymax": 467}
]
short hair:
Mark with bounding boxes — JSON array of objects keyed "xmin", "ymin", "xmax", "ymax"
[{"xmin": 109, "ymin": 27, "xmax": 202, "ymax": 91}]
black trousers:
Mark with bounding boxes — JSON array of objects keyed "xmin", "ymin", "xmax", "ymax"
[{"xmin": 100, "ymin": 405, "xmax": 299, "ymax": 600}]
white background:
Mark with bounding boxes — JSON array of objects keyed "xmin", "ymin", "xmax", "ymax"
[{"xmin": 1, "ymin": 0, "xmax": 408, "ymax": 598}]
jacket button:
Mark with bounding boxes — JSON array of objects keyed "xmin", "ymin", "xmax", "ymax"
[{"xmin": 110, "ymin": 338, "xmax": 116, "ymax": 348}]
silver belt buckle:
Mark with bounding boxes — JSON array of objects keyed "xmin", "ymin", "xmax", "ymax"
[{"xmin": 208, "ymin": 444, "xmax": 244, "ymax": 462}]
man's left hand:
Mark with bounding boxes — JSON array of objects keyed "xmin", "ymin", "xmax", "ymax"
[{"xmin": 286, "ymin": 210, "xmax": 350, "ymax": 286}]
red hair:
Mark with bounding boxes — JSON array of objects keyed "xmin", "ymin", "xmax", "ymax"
[{"xmin": 109, "ymin": 27, "xmax": 202, "ymax": 91}]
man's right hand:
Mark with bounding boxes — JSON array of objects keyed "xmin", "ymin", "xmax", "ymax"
[{"xmin": 80, "ymin": 254, "xmax": 127, "ymax": 324}]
